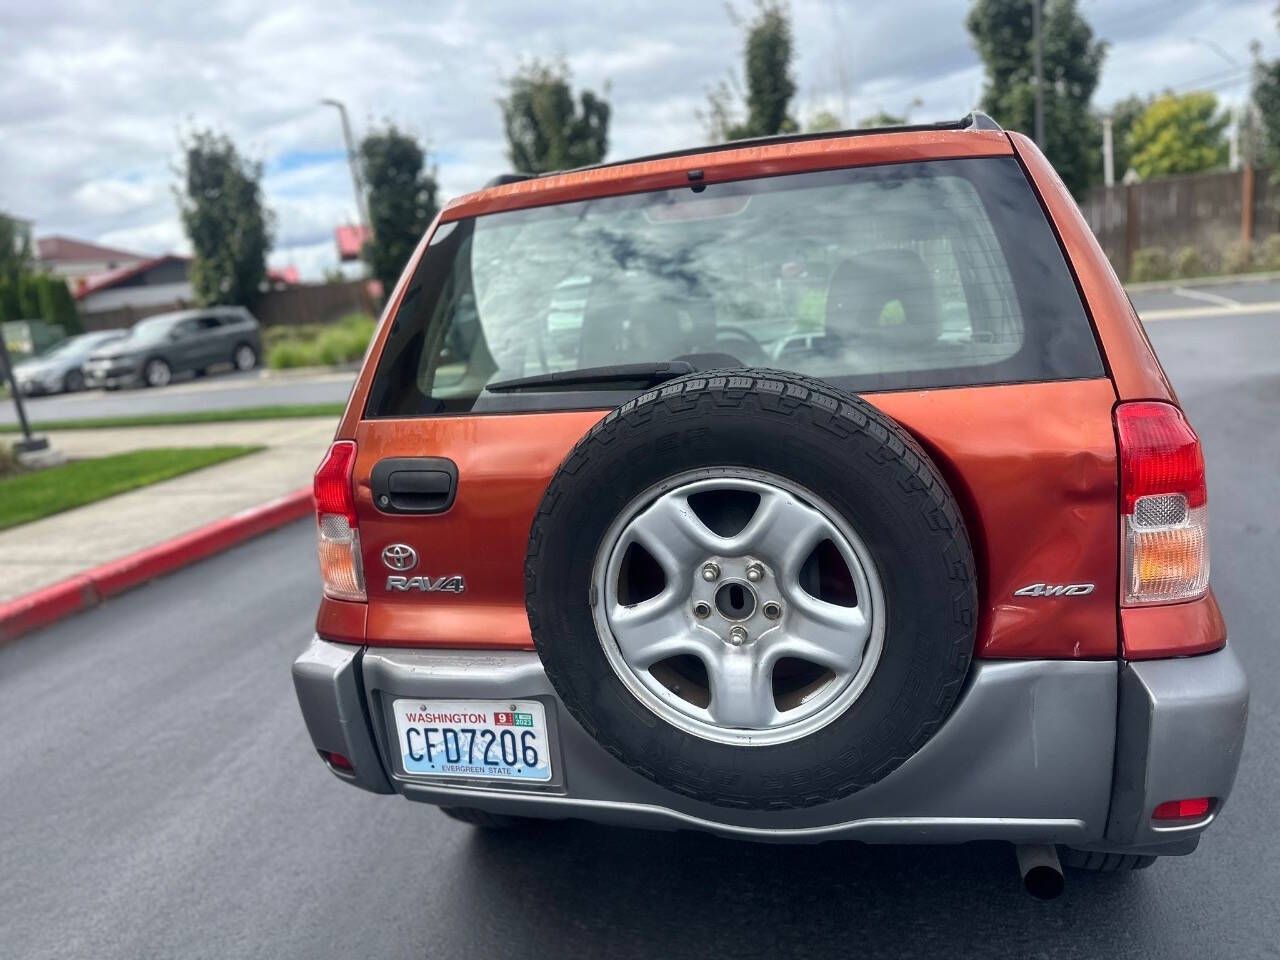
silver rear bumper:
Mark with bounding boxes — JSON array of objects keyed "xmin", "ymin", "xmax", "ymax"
[{"xmin": 292, "ymin": 639, "xmax": 1246, "ymax": 852}]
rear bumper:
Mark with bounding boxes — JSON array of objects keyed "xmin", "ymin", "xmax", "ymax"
[{"xmin": 292, "ymin": 639, "xmax": 1247, "ymax": 851}]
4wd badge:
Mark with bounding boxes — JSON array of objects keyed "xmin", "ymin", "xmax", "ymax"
[{"xmin": 386, "ymin": 575, "xmax": 466, "ymax": 594}]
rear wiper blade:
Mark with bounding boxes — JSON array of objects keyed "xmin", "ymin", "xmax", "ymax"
[{"xmin": 484, "ymin": 361, "xmax": 696, "ymax": 393}]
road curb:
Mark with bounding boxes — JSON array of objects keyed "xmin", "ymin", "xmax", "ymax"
[{"xmin": 0, "ymin": 486, "xmax": 313, "ymax": 645}]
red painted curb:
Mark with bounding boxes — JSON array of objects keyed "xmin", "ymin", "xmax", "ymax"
[{"xmin": 0, "ymin": 487, "xmax": 313, "ymax": 645}]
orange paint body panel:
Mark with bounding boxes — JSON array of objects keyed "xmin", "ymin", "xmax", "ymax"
[
  {"xmin": 1121, "ymin": 589, "xmax": 1226, "ymax": 660},
  {"xmin": 329, "ymin": 378, "xmax": 1120, "ymax": 659}
]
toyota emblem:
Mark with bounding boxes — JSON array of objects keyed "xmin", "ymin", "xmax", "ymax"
[{"xmin": 381, "ymin": 543, "xmax": 418, "ymax": 572}]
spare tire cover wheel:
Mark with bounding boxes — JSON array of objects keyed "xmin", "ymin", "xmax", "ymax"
[{"xmin": 526, "ymin": 370, "xmax": 977, "ymax": 810}]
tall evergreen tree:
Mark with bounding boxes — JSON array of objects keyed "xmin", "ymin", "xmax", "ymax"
[
  {"xmin": 176, "ymin": 129, "xmax": 274, "ymax": 307},
  {"xmin": 967, "ymin": 0, "xmax": 1106, "ymax": 196},
  {"xmin": 359, "ymin": 124, "xmax": 439, "ymax": 298},
  {"xmin": 500, "ymin": 61, "xmax": 610, "ymax": 174},
  {"xmin": 706, "ymin": 1, "xmax": 799, "ymax": 141}
]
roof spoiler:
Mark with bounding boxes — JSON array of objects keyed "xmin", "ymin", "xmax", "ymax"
[{"xmin": 480, "ymin": 113, "xmax": 1004, "ymax": 187}]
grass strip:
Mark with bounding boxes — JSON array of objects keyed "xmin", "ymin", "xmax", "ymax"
[
  {"xmin": 0, "ymin": 446, "xmax": 262, "ymax": 530},
  {"xmin": 0, "ymin": 403, "xmax": 344, "ymax": 433}
]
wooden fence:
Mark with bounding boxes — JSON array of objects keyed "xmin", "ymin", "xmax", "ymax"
[
  {"xmin": 81, "ymin": 278, "xmax": 379, "ymax": 332},
  {"xmin": 1079, "ymin": 167, "xmax": 1278, "ymax": 279}
]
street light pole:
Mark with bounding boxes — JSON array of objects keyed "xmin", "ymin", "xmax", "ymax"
[
  {"xmin": 1032, "ymin": 0, "xmax": 1045, "ymax": 148},
  {"xmin": 321, "ymin": 98, "xmax": 370, "ymax": 232},
  {"xmin": 0, "ymin": 332, "xmax": 47, "ymax": 454}
]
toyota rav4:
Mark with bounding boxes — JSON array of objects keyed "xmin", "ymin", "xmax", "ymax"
[{"xmin": 292, "ymin": 114, "xmax": 1248, "ymax": 896}]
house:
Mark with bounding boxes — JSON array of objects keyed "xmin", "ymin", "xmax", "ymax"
[
  {"xmin": 36, "ymin": 235, "xmax": 147, "ymax": 289},
  {"xmin": 75, "ymin": 254, "xmax": 193, "ymax": 316}
]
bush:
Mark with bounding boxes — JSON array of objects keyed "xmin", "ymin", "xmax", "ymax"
[
  {"xmin": 1222, "ymin": 239, "xmax": 1253, "ymax": 275},
  {"xmin": 1130, "ymin": 247, "xmax": 1172, "ymax": 282},
  {"xmin": 0, "ymin": 443, "xmax": 19, "ymax": 479},
  {"xmin": 1173, "ymin": 246, "xmax": 1207, "ymax": 279},
  {"xmin": 265, "ymin": 313, "xmax": 376, "ymax": 369},
  {"xmin": 1261, "ymin": 235, "xmax": 1280, "ymax": 272}
]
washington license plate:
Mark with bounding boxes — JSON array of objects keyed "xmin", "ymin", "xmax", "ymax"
[{"xmin": 391, "ymin": 699, "xmax": 552, "ymax": 782}]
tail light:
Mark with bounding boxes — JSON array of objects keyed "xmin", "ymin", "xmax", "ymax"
[
  {"xmin": 314, "ymin": 440, "xmax": 365, "ymax": 601},
  {"xmin": 1116, "ymin": 402, "xmax": 1209, "ymax": 605}
]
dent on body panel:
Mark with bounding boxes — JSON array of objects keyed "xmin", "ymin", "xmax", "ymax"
[{"xmin": 871, "ymin": 379, "xmax": 1120, "ymax": 659}]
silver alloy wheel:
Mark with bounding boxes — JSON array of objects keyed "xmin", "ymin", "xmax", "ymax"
[
  {"xmin": 144, "ymin": 359, "xmax": 171, "ymax": 387},
  {"xmin": 234, "ymin": 344, "xmax": 256, "ymax": 371},
  {"xmin": 591, "ymin": 468, "xmax": 885, "ymax": 746}
]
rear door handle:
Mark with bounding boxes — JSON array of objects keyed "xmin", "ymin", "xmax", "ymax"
[{"xmin": 370, "ymin": 457, "xmax": 458, "ymax": 515}]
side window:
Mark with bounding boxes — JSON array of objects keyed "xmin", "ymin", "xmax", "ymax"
[
  {"xmin": 172, "ymin": 318, "xmax": 200, "ymax": 338},
  {"xmin": 196, "ymin": 315, "xmax": 224, "ymax": 331}
]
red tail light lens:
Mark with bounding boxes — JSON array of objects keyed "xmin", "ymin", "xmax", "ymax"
[
  {"xmin": 1116, "ymin": 402, "xmax": 1209, "ymax": 606},
  {"xmin": 314, "ymin": 441, "xmax": 358, "ymax": 525},
  {"xmin": 1117, "ymin": 402, "xmax": 1206, "ymax": 513},
  {"xmin": 1152, "ymin": 797, "xmax": 1212, "ymax": 821},
  {"xmin": 314, "ymin": 441, "xmax": 365, "ymax": 601}
]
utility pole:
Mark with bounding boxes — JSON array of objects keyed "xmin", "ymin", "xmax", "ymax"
[
  {"xmin": 1101, "ymin": 114, "xmax": 1115, "ymax": 188},
  {"xmin": 321, "ymin": 98, "xmax": 370, "ymax": 233},
  {"xmin": 1032, "ymin": 0, "xmax": 1045, "ymax": 148}
]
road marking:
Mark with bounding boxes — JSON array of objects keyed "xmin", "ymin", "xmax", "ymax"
[
  {"xmin": 1140, "ymin": 300, "xmax": 1280, "ymax": 322},
  {"xmin": 1171, "ymin": 286, "xmax": 1242, "ymax": 308}
]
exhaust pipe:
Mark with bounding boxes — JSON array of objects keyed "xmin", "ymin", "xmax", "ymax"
[{"xmin": 1014, "ymin": 844, "xmax": 1065, "ymax": 900}]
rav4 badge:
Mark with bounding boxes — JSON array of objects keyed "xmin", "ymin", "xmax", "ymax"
[{"xmin": 386, "ymin": 575, "xmax": 466, "ymax": 594}]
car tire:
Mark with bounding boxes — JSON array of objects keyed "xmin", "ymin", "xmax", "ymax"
[
  {"xmin": 1059, "ymin": 848, "xmax": 1158, "ymax": 872},
  {"xmin": 526, "ymin": 368, "xmax": 977, "ymax": 810},
  {"xmin": 233, "ymin": 343, "xmax": 258, "ymax": 372},
  {"xmin": 63, "ymin": 370, "xmax": 85, "ymax": 393},
  {"xmin": 438, "ymin": 806, "xmax": 529, "ymax": 829},
  {"xmin": 143, "ymin": 358, "xmax": 171, "ymax": 388}
]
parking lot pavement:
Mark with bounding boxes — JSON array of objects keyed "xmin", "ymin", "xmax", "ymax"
[
  {"xmin": 0, "ymin": 417, "xmax": 334, "ymax": 603},
  {"xmin": 1129, "ymin": 275, "xmax": 1280, "ymax": 316},
  {"xmin": 0, "ymin": 367, "xmax": 354, "ymax": 426},
  {"xmin": 0, "ymin": 310, "xmax": 1276, "ymax": 959}
]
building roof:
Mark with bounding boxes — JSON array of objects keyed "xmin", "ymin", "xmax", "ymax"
[
  {"xmin": 75, "ymin": 254, "xmax": 189, "ymax": 300},
  {"xmin": 38, "ymin": 234, "xmax": 145, "ymax": 265},
  {"xmin": 335, "ymin": 224, "xmax": 371, "ymax": 261}
]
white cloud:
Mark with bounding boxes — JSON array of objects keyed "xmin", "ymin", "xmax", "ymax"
[{"xmin": 2, "ymin": 0, "xmax": 1275, "ymax": 280}]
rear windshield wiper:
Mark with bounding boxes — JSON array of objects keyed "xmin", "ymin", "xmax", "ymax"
[{"xmin": 484, "ymin": 361, "xmax": 697, "ymax": 393}]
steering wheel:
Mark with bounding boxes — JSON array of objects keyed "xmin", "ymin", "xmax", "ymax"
[{"xmin": 713, "ymin": 325, "xmax": 769, "ymax": 365}]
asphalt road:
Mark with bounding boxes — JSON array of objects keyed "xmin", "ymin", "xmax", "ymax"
[
  {"xmin": 2, "ymin": 309, "xmax": 1277, "ymax": 959},
  {"xmin": 0, "ymin": 368, "xmax": 354, "ymax": 426}
]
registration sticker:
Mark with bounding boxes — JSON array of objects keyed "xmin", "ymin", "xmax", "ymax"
[{"xmin": 391, "ymin": 698, "xmax": 552, "ymax": 782}]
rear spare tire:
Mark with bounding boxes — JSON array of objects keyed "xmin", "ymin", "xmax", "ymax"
[{"xmin": 526, "ymin": 369, "xmax": 977, "ymax": 810}]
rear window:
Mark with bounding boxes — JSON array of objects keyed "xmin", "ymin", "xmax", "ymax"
[{"xmin": 366, "ymin": 156, "xmax": 1102, "ymax": 417}]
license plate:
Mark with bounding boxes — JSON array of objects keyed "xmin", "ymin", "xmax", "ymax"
[{"xmin": 391, "ymin": 698, "xmax": 552, "ymax": 782}]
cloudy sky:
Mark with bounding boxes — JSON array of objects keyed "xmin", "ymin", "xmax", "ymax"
[{"xmin": 1, "ymin": 0, "xmax": 1274, "ymax": 280}]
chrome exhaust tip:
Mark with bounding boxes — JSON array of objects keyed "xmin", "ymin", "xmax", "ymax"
[{"xmin": 1015, "ymin": 844, "xmax": 1065, "ymax": 900}]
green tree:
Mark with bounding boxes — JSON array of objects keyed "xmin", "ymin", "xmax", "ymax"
[
  {"xmin": 1128, "ymin": 92, "xmax": 1229, "ymax": 180},
  {"xmin": 807, "ymin": 110, "xmax": 844, "ymax": 133},
  {"xmin": 17, "ymin": 273, "xmax": 40, "ymax": 319},
  {"xmin": 359, "ymin": 124, "xmax": 439, "ymax": 298},
  {"xmin": 499, "ymin": 61, "xmax": 611, "ymax": 173},
  {"xmin": 0, "ymin": 279, "xmax": 19, "ymax": 324},
  {"xmin": 37, "ymin": 274, "xmax": 82, "ymax": 335},
  {"xmin": 1253, "ymin": 30, "xmax": 1280, "ymax": 167},
  {"xmin": 176, "ymin": 129, "xmax": 274, "ymax": 307},
  {"xmin": 967, "ymin": 0, "xmax": 1106, "ymax": 196},
  {"xmin": 707, "ymin": 1, "xmax": 799, "ymax": 141},
  {"xmin": 0, "ymin": 214, "xmax": 33, "ymax": 286},
  {"xmin": 1101, "ymin": 93, "xmax": 1149, "ymax": 181}
]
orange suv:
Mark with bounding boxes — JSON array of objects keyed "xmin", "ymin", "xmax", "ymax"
[{"xmin": 292, "ymin": 114, "xmax": 1247, "ymax": 896}]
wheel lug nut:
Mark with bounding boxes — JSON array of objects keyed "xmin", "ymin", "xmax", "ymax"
[
  {"xmin": 745, "ymin": 562, "xmax": 764, "ymax": 582},
  {"xmin": 729, "ymin": 626, "xmax": 748, "ymax": 646},
  {"xmin": 762, "ymin": 601, "xmax": 782, "ymax": 620},
  {"xmin": 701, "ymin": 562, "xmax": 720, "ymax": 581},
  {"xmin": 693, "ymin": 601, "xmax": 711, "ymax": 619}
]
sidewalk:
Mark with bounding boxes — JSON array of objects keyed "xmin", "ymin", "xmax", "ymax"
[{"xmin": 0, "ymin": 417, "xmax": 333, "ymax": 604}]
